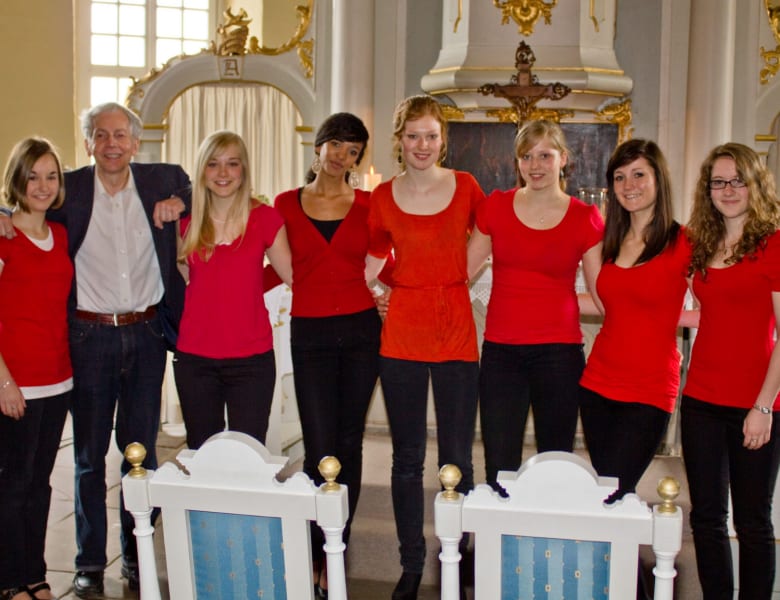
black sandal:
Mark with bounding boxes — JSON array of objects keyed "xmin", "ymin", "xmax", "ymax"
[
  {"xmin": 0, "ymin": 587, "xmax": 33, "ymax": 600},
  {"xmin": 24, "ymin": 583, "xmax": 51, "ymax": 600}
]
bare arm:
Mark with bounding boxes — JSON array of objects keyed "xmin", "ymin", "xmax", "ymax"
[
  {"xmin": 467, "ymin": 226, "xmax": 492, "ymax": 282},
  {"xmin": 0, "ymin": 263, "xmax": 25, "ymax": 419},
  {"xmin": 0, "ymin": 214, "xmax": 15, "ymax": 239},
  {"xmin": 579, "ymin": 242, "xmax": 604, "ymax": 315},
  {"xmin": 743, "ymin": 291, "xmax": 780, "ymax": 449},
  {"xmin": 365, "ymin": 254, "xmax": 387, "ymax": 284},
  {"xmin": 266, "ymin": 225, "xmax": 293, "ymax": 288}
]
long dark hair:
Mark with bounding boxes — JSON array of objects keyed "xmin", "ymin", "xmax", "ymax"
[
  {"xmin": 305, "ymin": 112, "xmax": 369, "ymax": 184},
  {"xmin": 603, "ymin": 139, "xmax": 680, "ymax": 265}
]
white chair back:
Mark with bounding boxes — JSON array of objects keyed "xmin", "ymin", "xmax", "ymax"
[{"xmin": 122, "ymin": 431, "xmax": 349, "ymax": 599}]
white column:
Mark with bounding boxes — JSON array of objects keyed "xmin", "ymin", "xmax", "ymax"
[
  {"xmin": 682, "ymin": 0, "xmax": 736, "ymax": 218},
  {"xmin": 330, "ymin": 0, "xmax": 374, "ymax": 116}
]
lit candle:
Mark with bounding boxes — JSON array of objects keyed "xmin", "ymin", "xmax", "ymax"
[{"xmin": 363, "ymin": 165, "xmax": 382, "ymax": 191}]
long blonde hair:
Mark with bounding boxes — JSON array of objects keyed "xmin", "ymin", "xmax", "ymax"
[
  {"xmin": 688, "ymin": 142, "xmax": 780, "ymax": 277},
  {"xmin": 179, "ymin": 131, "xmax": 253, "ymax": 261}
]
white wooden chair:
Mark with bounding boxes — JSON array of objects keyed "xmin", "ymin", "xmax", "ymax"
[
  {"xmin": 435, "ymin": 451, "xmax": 682, "ymax": 600},
  {"xmin": 122, "ymin": 431, "xmax": 349, "ymax": 599}
]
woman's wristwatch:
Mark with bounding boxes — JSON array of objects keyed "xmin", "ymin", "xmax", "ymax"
[{"xmin": 753, "ymin": 404, "xmax": 772, "ymax": 414}]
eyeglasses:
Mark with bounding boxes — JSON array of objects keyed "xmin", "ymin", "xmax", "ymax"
[{"xmin": 709, "ymin": 178, "xmax": 746, "ymax": 190}]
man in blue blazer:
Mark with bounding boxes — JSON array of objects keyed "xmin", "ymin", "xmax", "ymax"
[{"xmin": 51, "ymin": 103, "xmax": 191, "ymax": 598}]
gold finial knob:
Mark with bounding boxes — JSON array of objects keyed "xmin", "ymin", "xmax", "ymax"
[
  {"xmin": 125, "ymin": 442, "xmax": 147, "ymax": 478},
  {"xmin": 318, "ymin": 456, "xmax": 342, "ymax": 492},
  {"xmin": 438, "ymin": 464, "xmax": 462, "ymax": 500},
  {"xmin": 656, "ymin": 476, "xmax": 680, "ymax": 515}
]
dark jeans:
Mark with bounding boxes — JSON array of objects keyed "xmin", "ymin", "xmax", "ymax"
[
  {"xmin": 579, "ymin": 386, "xmax": 670, "ymax": 498},
  {"xmin": 0, "ymin": 392, "xmax": 70, "ymax": 588},
  {"xmin": 380, "ymin": 357, "xmax": 479, "ymax": 574},
  {"xmin": 173, "ymin": 350, "xmax": 276, "ymax": 450},
  {"xmin": 70, "ymin": 315, "xmax": 166, "ymax": 571},
  {"xmin": 291, "ymin": 309, "xmax": 381, "ymax": 562},
  {"xmin": 681, "ymin": 395, "xmax": 780, "ymax": 600},
  {"xmin": 479, "ymin": 341, "xmax": 584, "ymax": 486}
]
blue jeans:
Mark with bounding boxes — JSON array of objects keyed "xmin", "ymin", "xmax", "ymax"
[
  {"xmin": 0, "ymin": 392, "xmax": 70, "ymax": 588},
  {"xmin": 682, "ymin": 395, "xmax": 780, "ymax": 600},
  {"xmin": 579, "ymin": 386, "xmax": 670, "ymax": 499},
  {"xmin": 479, "ymin": 341, "xmax": 584, "ymax": 486},
  {"xmin": 380, "ymin": 357, "xmax": 478, "ymax": 574},
  {"xmin": 173, "ymin": 350, "xmax": 276, "ymax": 450},
  {"xmin": 69, "ymin": 315, "xmax": 167, "ymax": 571},
  {"xmin": 291, "ymin": 308, "xmax": 381, "ymax": 562}
]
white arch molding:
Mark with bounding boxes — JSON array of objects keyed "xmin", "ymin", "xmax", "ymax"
[{"xmin": 126, "ymin": 50, "xmax": 316, "ymax": 162}]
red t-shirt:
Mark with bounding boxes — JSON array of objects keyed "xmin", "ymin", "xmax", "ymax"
[
  {"xmin": 177, "ymin": 203, "xmax": 283, "ymax": 359},
  {"xmin": 580, "ymin": 230, "xmax": 691, "ymax": 412},
  {"xmin": 684, "ymin": 231, "xmax": 780, "ymax": 409},
  {"xmin": 368, "ymin": 171, "xmax": 485, "ymax": 362},
  {"xmin": 273, "ymin": 188, "xmax": 377, "ymax": 317},
  {"xmin": 477, "ymin": 190, "xmax": 604, "ymax": 344},
  {"xmin": 0, "ymin": 223, "xmax": 73, "ymax": 386}
]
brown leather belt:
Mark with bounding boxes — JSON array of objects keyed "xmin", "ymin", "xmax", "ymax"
[{"xmin": 75, "ymin": 305, "xmax": 157, "ymax": 327}]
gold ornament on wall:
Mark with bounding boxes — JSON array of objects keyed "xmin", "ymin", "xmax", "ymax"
[
  {"xmin": 247, "ymin": 1, "xmax": 315, "ymax": 79},
  {"xmin": 760, "ymin": 0, "xmax": 780, "ymax": 84},
  {"xmin": 492, "ymin": 0, "xmax": 558, "ymax": 36},
  {"xmin": 596, "ymin": 98, "xmax": 634, "ymax": 143},
  {"xmin": 216, "ymin": 8, "xmax": 251, "ymax": 56},
  {"xmin": 485, "ymin": 107, "xmax": 573, "ymax": 124}
]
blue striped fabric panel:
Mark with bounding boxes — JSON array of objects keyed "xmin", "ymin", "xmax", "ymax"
[
  {"xmin": 501, "ymin": 534, "xmax": 610, "ymax": 599},
  {"xmin": 188, "ymin": 510, "xmax": 287, "ymax": 599}
]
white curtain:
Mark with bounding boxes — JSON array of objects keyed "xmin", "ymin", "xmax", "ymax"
[{"xmin": 163, "ymin": 83, "xmax": 305, "ymax": 201}]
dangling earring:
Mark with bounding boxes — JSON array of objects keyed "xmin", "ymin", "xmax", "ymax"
[
  {"xmin": 349, "ymin": 166, "xmax": 360, "ymax": 189},
  {"xmin": 560, "ymin": 169, "xmax": 565, "ymax": 180},
  {"xmin": 312, "ymin": 156, "xmax": 322, "ymax": 174}
]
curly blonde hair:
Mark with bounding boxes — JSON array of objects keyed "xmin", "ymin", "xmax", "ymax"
[{"xmin": 688, "ymin": 142, "xmax": 780, "ymax": 277}]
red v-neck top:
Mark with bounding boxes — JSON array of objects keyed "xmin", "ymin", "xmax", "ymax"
[
  {"xmin": 274, "ymin": 187, "xmax": 379, "ymax": 317},
  {"xmin": 368, "ymin": 171, "xmax": 485, "ymax": 362}
]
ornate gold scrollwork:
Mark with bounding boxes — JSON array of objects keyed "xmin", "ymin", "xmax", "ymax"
[
  {"xmin": 596, "ymin": 98, "xmax": 633, "ymax": 143},
  {"xmin": 760, "ymin": 0, "xmax": 780, "ymax": 84},
  {"xmin": 492, "ymin": 0, "xmax": 558, "ymax": 36},
  {"xmin": 216, "ymin": 7, "xmax": 251, "ymax": 56},
  {"xmin": 246, "ymin": 1, "xmax": 315, "ymax": 79},
  {"xmin": 441, "ymin": 105, "xmax": 466, "ymax": 121},
  {"xmin": 485, "ymin": 107, "xmax": 573, "ymax": 124}
]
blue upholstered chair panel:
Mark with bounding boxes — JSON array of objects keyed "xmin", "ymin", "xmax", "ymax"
[
  {"xmin": 501, "ymin": 535, "xmax": 611, "ymax": 599},
  {"xmin": 188, "ymin": 510, "xmax": 287, "ymax": 599}
]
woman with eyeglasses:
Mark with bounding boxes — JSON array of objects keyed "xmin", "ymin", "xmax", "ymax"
[{"xmin": 683, "ymin": 143, "xmax": 780, "ymax": 599}]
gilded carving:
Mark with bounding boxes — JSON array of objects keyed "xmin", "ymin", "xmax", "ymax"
[
  {"xmin": 596, "ymin": 98, "xmax": 633, "ymax": 143},
  {"xmin": 492, "ymin": 0, "xmax": 558, "ymax": 36},
  {"xmin": 485, "ymin": 107, "xmax": 573, "ymax": 124},
  {"xmin": 441, "ymin": 105, "xmax": 466, "ymax": 121},
  {"xmin": 760, "ymin": 0, "xmax": 780, "ymax": 84},
  {"xmin": 247, "ymin": 1, "xmax": 315, "ymax": 79},
  {"xmin": 216, "ymin": 7, "xmax": 251, "ymax": 56}
]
